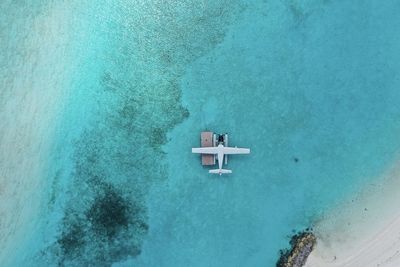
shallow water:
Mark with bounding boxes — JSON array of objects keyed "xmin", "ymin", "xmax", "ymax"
[{"xmin": 1, "ymin": 0, "xmax": 400, "ymax": 266}]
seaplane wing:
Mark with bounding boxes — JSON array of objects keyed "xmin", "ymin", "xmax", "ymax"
[
  {"xmin": 222, "ymin": 147, "xmax": 250, "ymax": 155},
  {"xmin": 192, "ymin": 147, "xmax": 218, "ymax": 154}
]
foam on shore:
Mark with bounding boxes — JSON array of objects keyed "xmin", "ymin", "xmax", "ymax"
[{"xmin": 306, "ymin": 154, "xmax": 400, "ymax": 267}]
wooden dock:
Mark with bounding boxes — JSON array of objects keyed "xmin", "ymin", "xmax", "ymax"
[{"xmin": 201, "ymin": 131, "xmax": 215, "ymax": 165}]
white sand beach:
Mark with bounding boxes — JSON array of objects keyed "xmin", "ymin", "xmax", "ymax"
[{"xmin": 306, "ymin": 159, "xmax": 400, "ymax": 267}]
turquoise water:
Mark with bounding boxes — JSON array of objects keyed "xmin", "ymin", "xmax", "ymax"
[{"xmin": 2, "ymin": 0, "xmax": 400, "ymax": 266}]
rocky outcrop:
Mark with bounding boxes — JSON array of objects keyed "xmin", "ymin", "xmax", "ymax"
[{"xmin": 277, "ymin": 230, "xmax": 316, "ymax": 267}]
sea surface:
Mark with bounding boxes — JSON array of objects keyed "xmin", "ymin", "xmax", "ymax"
[{"xmin": 1, "ymin": 0, "xmax": 400, "ymax": 266}]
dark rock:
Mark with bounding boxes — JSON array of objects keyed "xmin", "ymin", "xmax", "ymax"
[{"xmin": 276, "ymin": 230, "xmax": 316, "ymax": 267}]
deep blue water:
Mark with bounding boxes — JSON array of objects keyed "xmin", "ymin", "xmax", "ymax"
[{"xmin": 2, "ymin": 0, "xmax": 400, "ymax": 266}]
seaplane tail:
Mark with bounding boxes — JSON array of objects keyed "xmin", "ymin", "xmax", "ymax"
[{"xmin": 209, "ymin": 169, "xmax": 232, "ymax": 175}]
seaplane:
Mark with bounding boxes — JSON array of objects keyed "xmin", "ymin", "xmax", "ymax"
[{"xmin": 192, "ymin": 132, "xmax": 250, "ymax": 175}]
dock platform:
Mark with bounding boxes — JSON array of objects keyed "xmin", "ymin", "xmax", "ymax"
[{"xmin": 201, "ymin": 131, "xmax": 215, "ymax": 165}]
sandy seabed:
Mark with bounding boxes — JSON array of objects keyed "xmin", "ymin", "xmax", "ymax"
[{"xmin": 0, "ymin": 2, "xmax": 76, "ymax": 265}]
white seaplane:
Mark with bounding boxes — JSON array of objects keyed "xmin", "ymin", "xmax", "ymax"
[{"xmin": 192, "ymin": 132, "xmax": 250, "ymax": 175}]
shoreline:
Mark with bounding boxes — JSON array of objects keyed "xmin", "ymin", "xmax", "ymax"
[{"xmin": 306, "ymin": 157, "xmax": 400, "ymax": 267}]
